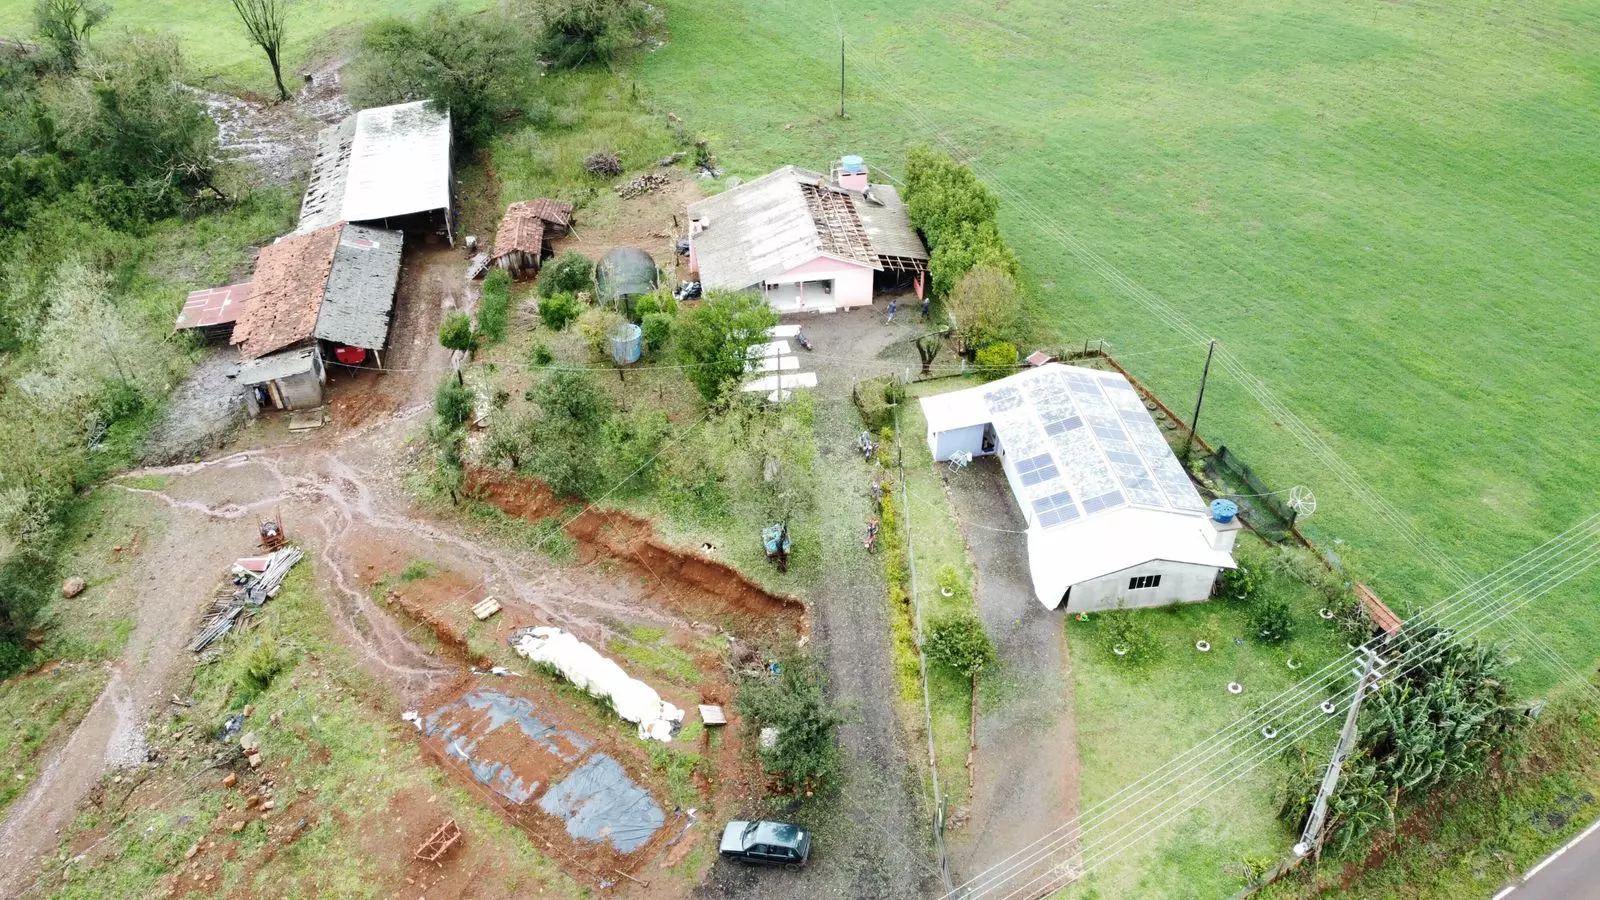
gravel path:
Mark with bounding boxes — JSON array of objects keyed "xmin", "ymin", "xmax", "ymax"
[
  {"xmin": 698, "ymin": 304, "xmax": 941, "ymax": 898},
  {"xmin": 943, "ymin": 458, "xmax": 1081, "ymax": 890}
]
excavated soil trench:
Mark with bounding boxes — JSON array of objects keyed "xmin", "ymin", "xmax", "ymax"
[{"xmin": 467, "ymin": 469, "xmax": 808, "ymax": 637}]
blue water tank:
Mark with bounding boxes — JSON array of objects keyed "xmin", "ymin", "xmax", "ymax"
[
  {"xmin": 840, "ymin": 154, "xmax": 866, "ymax": 173},
  {"xmin": 609, "ymin": 323, "xmax": 642, "ymax": 365},
  {"xmin": 1210, "ymin": 499, "xmax": 1238, "ymax": 524}
]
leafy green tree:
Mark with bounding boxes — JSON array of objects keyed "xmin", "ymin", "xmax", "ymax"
[
  {"xmin": 438, "ymin": 310, "xmax": 476, "ymax": 352},
  {"xmin": 524, "ymin": 369, "xmax": 614, "ymax": 498},
  {"xmin": 433, "ymin": 375, "xmax": 473, "ymax": 430},
  {"xmin": 974, "ymin": 341, "xmax": 1019, "ymax": 380},
  {"xmin": 677, "ymin": 290, "xmax": 778, "ymax": 403},
  {"xmin": 924, "ymin": 613, "xmax": 997, "ymax": 679},
  {"xmin": 600, "ymin": 408, "xmax": 670, "ymax": 494},
  {"xmin": 33, "ymin": 0, "xmax": 110, "ymax": 71},
  {"xmin": 43, "ymin": 33, "xmax": 226, "ymax": 219},
  {"xmin": 903, "ymin": 146, "xmax": 1000, "ymax": 249},
  {"xmin": 228, "ymin": 0, "xmax": 291, "ymax": 101},
  {"xmin": 537, "ymin": 291, "xmax": 580, "ymax": 331},
  {"xmin": 525, "ymin": 0, "xmax": 651, "ymax": 70},
  {"xmin": 948, "ymin": 264, "xmax": 1022, "ymax": 353},
  {"xmin": 929, "ymin": 219, "xmax": 1021, "ymax": 298},
  {"xmin": 537, "ymin": 251, "xmax": 594, "ymax": 298},
  {"xmin": 735, "ymin": 655, "xmax": 847, "ymax": 793},
  {"xmin": 348, "ymin": 5, "xmax": 537, "ymax": 149}
]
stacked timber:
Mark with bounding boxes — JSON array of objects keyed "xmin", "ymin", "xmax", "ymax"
[{"xmin": 188, "ymin": 546, "xmax": 305, "ymax": 652}]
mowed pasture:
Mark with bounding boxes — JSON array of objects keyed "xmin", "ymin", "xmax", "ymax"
[{"xmin": 636, "ymin": 0, "xmax": 1600, "ymax": 679}]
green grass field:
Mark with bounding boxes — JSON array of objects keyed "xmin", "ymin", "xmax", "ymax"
[{"xmin": 632, "ymin": 0, "xmax": 1600, "ymax": 687}]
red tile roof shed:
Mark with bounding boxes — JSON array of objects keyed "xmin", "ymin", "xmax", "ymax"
[
  {"xmin": 175, "ymin": 282, "xmax": 252, "ymax": 330},
  {"xmin": 231, "ymin": 224, "xmax": 342, "ymax": 359}
]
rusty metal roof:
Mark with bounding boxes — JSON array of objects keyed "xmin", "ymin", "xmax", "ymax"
[
  {"xmin": 491, "ymin": 199, "xmax": 573, "ymax": 259},
  {"xmin": 231, "ymin": 225, "xmax": 342, "ymax": 359},
  {"xmin": 176, "ymin": 282, "xmax": 252, "ymax": 330}
]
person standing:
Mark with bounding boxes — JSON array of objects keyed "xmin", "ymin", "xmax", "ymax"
[
  {"xmin": 886, "ymin": 298, "xmax": 897, "ymax": 323},
  {"xmin": 920, "ymin": 297, "xmax": 930, "ymax": 320}
]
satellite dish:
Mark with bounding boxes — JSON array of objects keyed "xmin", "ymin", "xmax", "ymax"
[{"xmin": 1288, "ymin": 486, "xmax": 1317, "ymax": 521}]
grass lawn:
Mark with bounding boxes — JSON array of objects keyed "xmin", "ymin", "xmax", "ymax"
[
  {"xmin": 1063, "ymin": 535, "xmax": 1348, "ymax": 898},
  {"xmin": 633, "ymin": 0, "xmax": 1600, "ymax": 686},
  {"xmin": 0, "ymin": 661, "xmax": 108, "ymax": 816},
  {"xmin": 0, "ymin": 1, "xmax": 493, "ymax": 94}
]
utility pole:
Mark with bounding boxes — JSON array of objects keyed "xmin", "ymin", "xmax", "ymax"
[
  {"xmin": 1295, "ymin": 645, "xmax": 1386, "ymax": 859},
  {"xmin": 1185, "ymin": 339, "xmax": 1217, "ymax": 462},
  {"xmin": 839, "ymin": 38, "xmax": 846, "ymax": 118}
]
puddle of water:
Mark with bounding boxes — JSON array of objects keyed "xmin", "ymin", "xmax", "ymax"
[{"xmin": 539, "ymin": 753, "xmax": 666, "ymax": 854}]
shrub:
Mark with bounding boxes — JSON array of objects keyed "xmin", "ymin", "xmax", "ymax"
[
  {"xmin": 936, "ymin": 565, "xmax": 968, "ymax": 600},
  {"xmin": 882, "ymin": 379, "xmax": 907, "ymax": 406},
  {"xmin": 634, "ymin": 290, "xmax": 676, "ymax": 319},
  {"xmin": 538, "ymin": 291, "xmax": 580, "ymax": 331},
  {"xmin": 530, "ymin": 342, "xmax": 555, "ymax": 366},
  {"xmin": 1093, "ymin": 609, "xmax": 1162, "ymax": 668},
  {"xmin": 530, "ymin": 0, "xmax": 651, "ymax": 70},
  {"xmin": 576, "ymin": 306, "xmax": 625, "ymax": 361},
  {"xmin": 438, "ymin": 310, "xmax": 476, "ymax": 352},
  {"xmin": 476, "ymin": 269, "xmax": 512, "ymax": 344},
  {"xmin": 1218, "ymin": 563, "xmax": 1261, "ymax": 604},
  {"xmin": 1248, "ymin": 596, "xmax": 1294, "ymax": 644},
  {"xmin": 433, "ymin": 376, "xmax": 474, "ymax": 430},
  {"xmin": 583, "ymin": 149, "xmax": 623, "ymax": 177},
  {"xmin": 537, "ymin": 251, "xmax": 594, "ymax": 298},
  {"xmin": 975, "ymin": 341, "xmax": 1019, "ymax": 379},
  {"xmin": 600, "ymin": 408, "xmax": 671, "ymax": 495},
  {"xmin": 852, "ymin": 375, "xmax": 900, "ymax": 432},
  {"xmin": 641, "ymin": 311, "xmax": 673, "ymax": 355},
  {"xmin": 924, "ymin": 613, "xmax": 996, "ymax": 679},
  {"xmin": 523, "ymin": 369, "xmax": 614, "ymax": 498},
  {"xmin": 735, "ymin": 655, "xmax": 846, "ymax": 794},
  {"xmin": 677, "ymin": 290, "xmax": 778, "ymax": 403},
  {"xmin": 237, "ymin": 637, "xmax": 285, "ymax": 702}
]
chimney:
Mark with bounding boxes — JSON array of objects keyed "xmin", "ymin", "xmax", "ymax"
[
  {"xmin": 836, "ymin": 154, "xmax": 869, "ymax": 192},
  {"xmin": 1206, "ymin": 499, "xmax": 1243, "ymax": 553}
]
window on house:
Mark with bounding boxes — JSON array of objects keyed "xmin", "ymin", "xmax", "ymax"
[{"xmin": 1128, "ymin": 574, "xmax": 1162, "ymax": 590}]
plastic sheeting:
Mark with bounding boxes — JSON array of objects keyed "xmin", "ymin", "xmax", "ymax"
[
  {"xmin": 539, "ymin": 753, "xmax": 666, "ymax": 853},
  {"xmin": 513, "ymin": 627, "xmax": 685, "ymax": 742}
]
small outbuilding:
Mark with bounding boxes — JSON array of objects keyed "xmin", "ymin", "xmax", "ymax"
[
  {"xmin": 174, "ymin": 282, "xmax": 252, "ymax": 343},
  {"xmin": 921, "ymin": 364, "xmax": 1239, "ymax": 612},
  {"xmin": 595, "ymin": 247, "xmax": 660, "ymax": 318},
  {"xmin": 297, "ymin": 101, "xmax": 454, "ymax": 241},
  {"xmin": 686, "ymin": 157, "xmax": 927, "ymax": 313},
  {"xmin": 488, "ymin": 199, "xmax": 574, "ymax": 279},
  {"xmin": 237, "ymin": 346, "xmax": 325, "ymax": 412}
]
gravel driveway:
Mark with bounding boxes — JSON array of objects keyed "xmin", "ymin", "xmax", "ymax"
[
  {"xmin": 943, "ymin": 458, "xmax": 1082, "ymax": 890},
  {"xmin": 698, "ymin": 303, "xmax": 941, "ymax": 898}
]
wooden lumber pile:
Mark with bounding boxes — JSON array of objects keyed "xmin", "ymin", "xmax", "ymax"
[
  {"xmin": 414, "ymin": 819, "xmax": 462, "ymax": 863},
  {"xmin": 188, "ymin": 546, "xmax": 305, "ymax": 652}
]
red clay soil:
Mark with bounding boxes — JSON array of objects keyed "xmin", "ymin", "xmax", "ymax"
[{"xmin": 466, "ymin": 468, "xmax": 808, "ymax": 635}]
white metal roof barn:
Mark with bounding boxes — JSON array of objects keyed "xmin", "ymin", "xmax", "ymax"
[
  {"xmin": 298, "ymin": 101, "xmax": 453, "ymax": 238},
  {"xmin": 922, "ymin": 364, "xmax": 1239, "ymax": 611}
]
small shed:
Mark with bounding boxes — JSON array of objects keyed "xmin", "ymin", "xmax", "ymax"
[
  {"xmin": 489, "ymin": 199, "xmax": 574, "ymax": 279},
  {"xmin": 175, "ymin": 282, "xmax": 252, "ymax": 343},
  {"xmin": 595, "ymin": 247, "xmax": 660, "ymax": 319},
  {"xmin": 239, "ymin": 346, "xmax": 325, "ymax": 411}
]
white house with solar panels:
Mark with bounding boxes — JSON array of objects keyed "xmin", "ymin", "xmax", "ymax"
[{"xmin": 921, "ymin": 364, "xmax": 1241, "ymax": 612}]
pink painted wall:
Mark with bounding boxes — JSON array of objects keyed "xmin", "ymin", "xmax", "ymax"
[{"xmin": 764, "ymin": 256, "xmax": 875, "ymax": 308}]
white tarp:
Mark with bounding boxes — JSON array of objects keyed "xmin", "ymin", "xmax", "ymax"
[{"xmin": 513, "ymin": 627, "xmax": 685, "ymax": 742}]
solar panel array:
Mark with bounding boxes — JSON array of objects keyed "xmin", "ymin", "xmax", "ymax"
[{"xmin": 981, "ymin": 367, "xmax": 1207, "ymax": 530}]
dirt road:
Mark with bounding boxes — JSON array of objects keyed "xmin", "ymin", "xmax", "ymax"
[{"xmin": 944, "ymin": 458, "xmax": 1081, "ymax": 890}]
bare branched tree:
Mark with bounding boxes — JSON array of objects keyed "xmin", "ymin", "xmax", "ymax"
[{"xmin": 229, "ymin": 0, "xmax": 290, "ymax": 101}]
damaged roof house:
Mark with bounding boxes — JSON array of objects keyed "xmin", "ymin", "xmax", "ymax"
[
  {"xmin": 229, "ymin": 222, "xmax": 402, "ymax": 411},
  {"xmin": 298, "ymin": 100, "xmax": 454, "ymax": 240},
  {"xmin": 687, "ymin": 156, "xmax": 928, "ymax": 313}
]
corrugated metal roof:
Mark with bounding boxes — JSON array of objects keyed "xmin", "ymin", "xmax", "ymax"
[
  {"xmin": 315, "ymin": 224, "xmax": 402, "ymax": 351},
  {"xmin": 297, "ymin": 117, "xmax": 356, "ymax": 233},
  {"xmin": 688, "ymin": 166, "xmax": 926, "ymax": 291},
  {"xmin": 340, "ymin": 101, "xmax": 452, "ymax": 224},
  {"xmin": 231, "ymin": 225, "xmax": 342, "ymax": 359},
  {"xmin": 176, "ymin": 282, "xmax": 252, "ymax": 330},
  {"xmin": 491, "ymin": 199, "xmax": 574, "ymax": 259},
  {"xmin": 237, "ymin": 346, "xmax": 318, "ymax": 385}
]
